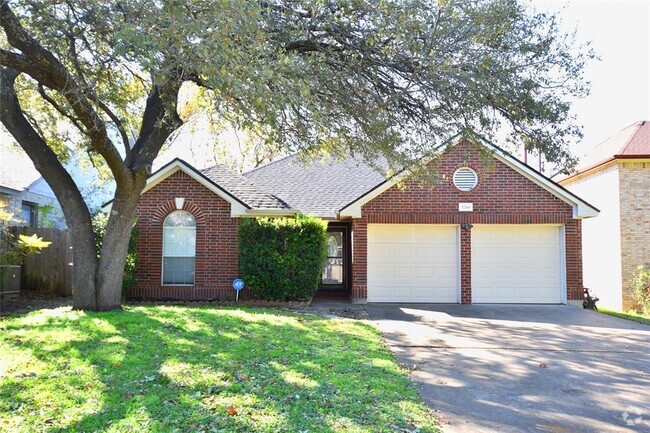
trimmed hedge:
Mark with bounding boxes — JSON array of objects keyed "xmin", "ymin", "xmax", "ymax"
[{"xmin": 238, "ymin": 215, "xmax": 327, "ymax": 301}]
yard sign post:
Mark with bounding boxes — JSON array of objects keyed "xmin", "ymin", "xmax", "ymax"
[{"xmin": 232, "ymin": 279, "xmax": 245, "ymax": 302}]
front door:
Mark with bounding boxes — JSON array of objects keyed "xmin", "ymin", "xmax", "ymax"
[{"xmin": 320, "ymin": 227, "xmax": 348, "ymax": 292}]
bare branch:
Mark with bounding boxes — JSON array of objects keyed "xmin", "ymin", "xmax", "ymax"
[
  {"xmin": 97, "ymin": 101, "xmax": 132, "ymax": 157},
  {"xmin": 37, "ymin": 83, "xmax": 86, "ymax": 133}
]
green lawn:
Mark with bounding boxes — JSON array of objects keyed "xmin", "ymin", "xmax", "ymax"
[
  {"xmin": 599, "ymin": 308, "xmax": 650, "ymax": 326},
  {"xmin": 0, "ymin": 305, "xmax": 439, "ymax": 433}
]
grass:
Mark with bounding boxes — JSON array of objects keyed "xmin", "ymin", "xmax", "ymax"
[
  {"xmin": 0, "ymin": 305, "xmax": 439, "ymax": 433},
  {"xmin": 599, "ymin": 308, "xmax": 650, "ymax": 326}
]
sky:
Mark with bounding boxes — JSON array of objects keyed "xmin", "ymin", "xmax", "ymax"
[
  {"xmin": 531, "ymin": 0, "xmax": 649, "ymax": 158},
  {"xmin": 2, "ymin": 0, "xmax": 649, "ymax": 172},
  {"xmin": 157, "ymin": 0, "xmax": 650, "ymax": 169}
]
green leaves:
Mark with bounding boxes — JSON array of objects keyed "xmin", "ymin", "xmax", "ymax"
[
  {"xmin": 238, "ymin": 215, "xmax": 328, "ymax": 301},
  {"xmin": 6, "ymin": 0, "xmax": 593, "ymax": 175}
]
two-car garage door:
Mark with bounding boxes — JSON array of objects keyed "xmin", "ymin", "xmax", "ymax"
[{"xmin": 367, "ymin": 224, "xmax": 563, "ymax": 303}]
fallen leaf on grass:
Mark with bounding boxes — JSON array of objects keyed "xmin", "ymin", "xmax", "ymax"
[{"xmin": 227, "ymin": 405, "xmax": 237, "ymax": 415}]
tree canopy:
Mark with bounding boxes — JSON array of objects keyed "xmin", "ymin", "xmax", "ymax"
[{"xmin": 0, "ymin": 0, "xmax": 593, "ymax": 310}]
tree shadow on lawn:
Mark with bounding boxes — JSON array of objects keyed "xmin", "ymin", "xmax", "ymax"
[{"xmin": 0, "ymin": 306, "xmax": 437, "ymax": 432}]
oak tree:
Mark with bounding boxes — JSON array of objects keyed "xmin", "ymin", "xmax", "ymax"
[{"xmin": 0, "ymin": 0, "xmax": 592, "ymax": 310}]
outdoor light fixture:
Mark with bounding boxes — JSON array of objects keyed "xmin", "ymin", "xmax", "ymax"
[{"xmin": 461, "ymin": 223, "xmax": 473, "ymax": 230}]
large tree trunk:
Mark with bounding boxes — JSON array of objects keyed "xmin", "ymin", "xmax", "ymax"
[
  {"xmin": 95, "ymin": 184, "xmax": 145, "ymax": 310},
  {"xmin": 1, "ymin": 67, "xmax": 99, "ymax": 309}
]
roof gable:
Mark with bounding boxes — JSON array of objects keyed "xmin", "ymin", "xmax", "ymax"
[
  {"xmin": 339, "ymin": 139, "xmax": 599, "ymax": 219},
  {"xmin": 141, "ymin": 159, "xmax": 249, "ymax": 217},
  {"xmin": 561, "ymin": 121, "xmax": 650, "ymax": 181}
]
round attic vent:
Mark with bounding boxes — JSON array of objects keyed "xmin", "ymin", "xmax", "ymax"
[{"xmin": 453, "ymin": 167, "xmax": 478, "ymax": 191}]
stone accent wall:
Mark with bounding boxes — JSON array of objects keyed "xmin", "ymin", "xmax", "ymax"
[{"xmin": 619, "ymin": 161, "xmax": 650, "ymax": 310}]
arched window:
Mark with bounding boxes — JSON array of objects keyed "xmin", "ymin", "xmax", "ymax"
[{"xmin": 163, "ymin": 210, "xmax": 196, "ymax": 285}]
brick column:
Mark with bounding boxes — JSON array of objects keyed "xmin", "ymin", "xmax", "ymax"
[
  {"xmin": 460, "ymin": 227, "xmax": 472, "ymax": 304},
  {"xmin": 351, "ymin": 218, "xmax": 368, "ymax": 302},
  {"xmin": 565, "ymin": 219, "xmax": 583, "ymax": 301}
]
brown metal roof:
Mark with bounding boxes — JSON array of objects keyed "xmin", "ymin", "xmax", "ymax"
[{"xmin": 561, "ymin": 121, "xmax": 650, "ymax": 181}]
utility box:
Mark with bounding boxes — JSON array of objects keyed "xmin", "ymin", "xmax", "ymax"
[{"xmin": 0, "ymin": 265, "xmax": 21, "ymax": 297}]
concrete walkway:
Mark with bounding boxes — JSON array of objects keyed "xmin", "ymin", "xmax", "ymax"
[{"xmin": 366, "ymin": 304, "xmax": 650, "ymax": 433}]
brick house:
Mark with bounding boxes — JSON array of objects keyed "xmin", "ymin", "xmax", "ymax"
[
  {"xmin": 130, "ymin": 139, "xmax": 598, "ymax": 304},
  {"xmin": 559, "ymin": 121, "xmax": 650, "ymax": 311}
]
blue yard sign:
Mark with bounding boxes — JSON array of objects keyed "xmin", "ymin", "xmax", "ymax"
[{"xmin": 232, "ymin": 279, "xmax": 245, "ymax": 301}]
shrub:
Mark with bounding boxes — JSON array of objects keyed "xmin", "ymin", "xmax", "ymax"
[
  {"xmin": 92, "ymin": 212, "xmax": 139, "ymax": 295},
  {"xmin": 630, "ymin": 264, "xmax": 650, "ymax": 315},
  {"xmin": 238, "ymin": 215, "xmax": 327, "ymax": 301},
  {"xmin": 0, "ymin": 200, "xmax": 51, "ymax": 265}
]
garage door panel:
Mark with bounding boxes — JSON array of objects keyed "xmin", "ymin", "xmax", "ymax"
[
  {"xmin": 368, "ymin": 224, "xmax": 459, "ymax": 303},
  {"xmin": 472, "ymin": 225, "xmax": 562, "ymax": 304}
]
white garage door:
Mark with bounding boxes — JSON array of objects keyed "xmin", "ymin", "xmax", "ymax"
[
  {"xmin": 472, "ymin": 225, "xmax": 563, "ymax": 304},
  {"xmin": 367, "ymin": 224, "xmax": 459, "ymax": 302}
]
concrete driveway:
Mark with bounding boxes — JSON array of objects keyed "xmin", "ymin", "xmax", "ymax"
[{"xmin": 366, "ymin": 304, "xmax": 650, "ymax": 433}]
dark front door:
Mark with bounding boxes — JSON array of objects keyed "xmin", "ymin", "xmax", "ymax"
[{"xmin": 320, "ymin": 226, "xmax": 348, "ymax": 292}]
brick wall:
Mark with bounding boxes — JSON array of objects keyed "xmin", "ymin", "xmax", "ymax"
[
  {"xmin": 351, "ymin": 140, "xmax": 583, "ymax": 303},
  {"xmin": 133, "ymin": 170, "xmax": 243, "ymax": 300},
  {"xmin": 619, "ymin": 162, "xmax": 650, "ymax": 310}
]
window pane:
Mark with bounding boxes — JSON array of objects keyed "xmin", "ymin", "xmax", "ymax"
[
  {"xmin": 164, "ymin": 210, "xmax": 196, "ymax": 227},
  {"xmin": 163, "ymin": 227, "xmax": 196, "ymax": 256},
  {"xmin": 163, "ymin": 211, "xmax": 196, "ymax": 285},
  {"xmin": 322, "ymin": 257, "xmax": 344, "ymax": 284},
  {"xmin": 326, "ymin": 233, "xmax": 343, "ymax": 258},
  {"xmin": 21, "ymin": 203, "xmax": 35, "ymax": 227},
  {"xmin": 163, "ymin": 257, "xmax": 195, "ymax": 285}
]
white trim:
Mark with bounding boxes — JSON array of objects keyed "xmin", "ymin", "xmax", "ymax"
[
  {"xmin": 243, "ymin": 209, "xmax": 299, "ymax": 216},
  {"xmin": 456, "ymin": 225, "xmax": 462, "ymax": 304},
  {"xmin": 559, "ymin": 225, "xmax": 567, "ymax": 304},
  {"xmin": 161, "ymin": 210, "xmax": 196, "ymax": 286},
  {"xmin": 142, "ymin": 161, "xmax": 249, "ymax": 217},
  {"xmin": 559, "ymin": 157, "xmax": 650, "ymax": 185},
  {"xmin": 488, "ymin": 149, "xmax": 598, "ymax": 219},
  {"xmin": 339, "ymin": 139, "xmax": 599, "ymax": 219}
]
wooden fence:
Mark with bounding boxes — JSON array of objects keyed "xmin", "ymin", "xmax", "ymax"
[{"xmin": 9, "ymin": 226, "xmax": 72, "ymax": 296}]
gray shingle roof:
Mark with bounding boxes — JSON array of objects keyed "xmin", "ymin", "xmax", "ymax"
[
  {"xmin": 200, "ymin": 164, "xmax": 291, "ymax": 210},
  {"xmin": 0, "ymin": 148, "xmax": 42, "ymax": 192},
  {"xmin": 243, "ymin": 155, "xmax": 386, "ymax": 218}
]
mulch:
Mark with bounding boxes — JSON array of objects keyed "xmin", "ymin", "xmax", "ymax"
[
  {"xmin": 0, "ymin": 293, "xmax": 72, "ymax": 316},
  {"xmin": 0, "ymin": 294, "xmax": 368, "ymax": 320}
]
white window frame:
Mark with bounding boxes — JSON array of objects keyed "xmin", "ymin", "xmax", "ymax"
[{"xmin": 162, "ymin": 210, "xmax": 196, "ymax": 286}]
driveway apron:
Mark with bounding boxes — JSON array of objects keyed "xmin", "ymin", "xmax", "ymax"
[{"xmin": 366, "ymin": 304, "xmax": 650, "ymax": 433}]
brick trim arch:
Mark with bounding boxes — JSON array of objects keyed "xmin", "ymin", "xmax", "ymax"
[{"xmin": 152, "ymin": 200, "xmax": 206, "ymax": 224}]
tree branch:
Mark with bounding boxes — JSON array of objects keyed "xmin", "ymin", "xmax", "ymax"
[
  {"xmin": 37, "ymin": 83, "xmax": 86, "ymax": 133},
  {"xmin": 1, "ymin": 1, "xmax": 131, "ymax": 186},
  {"xmin": 97, "ymin": 101, "xmax": 131, "ymax": 157}
]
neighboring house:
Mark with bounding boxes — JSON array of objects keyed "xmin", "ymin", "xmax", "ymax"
[
  {"xmin": 558, "ymin": 121, "xmax": 650, "ymax": 311},
  {"xmin": 0, "ymin": 149, "xmax": 65, "ymax": 229},
  {"xmin": 0, "ymin": 147, "xmax": 116, "ymax": 229},
  {"xmin": 129, "ymin": 139, "xmax": 598, "ymax": 304}
]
